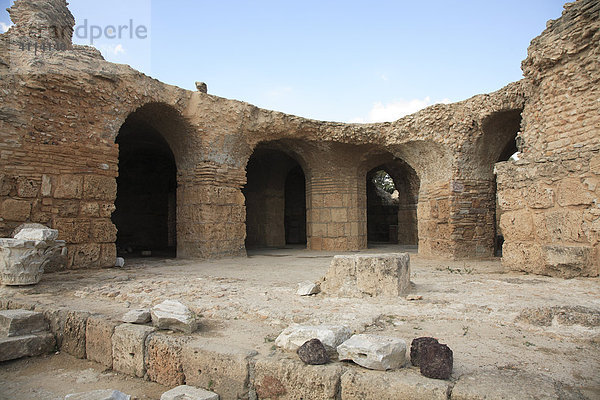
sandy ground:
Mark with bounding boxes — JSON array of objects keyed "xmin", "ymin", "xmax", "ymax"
[{"xmin": 1, "ymin": 245, "xmax": 599, "ymax": 398}]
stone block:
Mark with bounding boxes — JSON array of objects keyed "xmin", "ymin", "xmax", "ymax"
[
  {"xmin": 90, "ymin": 220, "xmax": 117, "ymax": 243},
  {"xmin": 13, "ymin": 227, "xmax": 58, "ymax": 241},
  {"xmin": 65, "ymin": 389, "xmax": 131, "ymax": 400},
  {"xmin": 557, "ymin": 178, "xmax": 594, "ymax": 206},
  {"xmin": 145, "ymin": 332, "xmax": 186, "ymax": 387},
  {"xmin": 0, "ymin": 333, "xmax": 55, "ymax": 362},
  {"xmin": 419, "ymin": 342, "xmax": 453, "ymax": 380},
  {"xmin": 1, "ymin": 199, "xmax": 32, "ymax": 221},
  {"xmin": 499, "ymin": 210, "xmax": 533, "ymax": 241},
  {"xmin": 337, "ymin": 334, "xmax": 407, "ymax": 371},
  {"xmin": 182, "ymin": 340, "xmax": 256, "ymax": 400},
  {"xmin": 62, "ymin": 311, "xmax": 89, "ymax": 359},
  {"xmin": 0, "ymin": 309, "xmax": 47, "ymax": 337},
  {"xmin": 297, "ymin": 338, "xmax": 330, "ymax": 365},
  {"xmin": 151, "ymin": 300, "xmax": 198, "ymax": 333},
  {"xmin": 296, "ymin": 281, "xmax": 320, "ymax": 296},
  {"xmin": 112, "ymin": 323, "xmax": 156, "ymax": 377},
  {"xmin": 160, "ymin": 385, "xmax": 218, "ymax": 400},
  {"xmin": 525, "ymin": 184, "xmax": 554, "ymax": 209},
  {"xmin": 83, "ymin": 175, "xmax": 117, "ymax": 201},
  {"xmin": 122, "ymin": 309, "xmax": 150, "ymax": 324},
  {"xmin": 275, "ymin": 324, "xmax": 352, "ymax": 353},
  {"xmin": 451, "ymin": 370, "xmax": 558, "ymax": 400},
  {"xmin": 0, "ymin": 237, "xmax": 66, "ymax": 285},
  {"xmin": 253, "ymin": 355, "xmax": 343, "ymax": 400},
  {"xmin": 543, "ymin": 245, "xmax": 596, "ymax": 278},
  {"xmin": 86, "ymin": 315, "xmax": 118, "ymax": 368},
  {"xmin": 341, "ymin": 368, "xmax": 449, "ymax": 400},
  {"xmin": 321, "ymin": 253, "xmax": 410, "ymax": 297},
  {"xmin": 54, "ymin": 175, "xmax": 83, "ymax": 199},
  {"xmin": 16, "ymin": 178, "xmax": 40, "ymax": 198}
]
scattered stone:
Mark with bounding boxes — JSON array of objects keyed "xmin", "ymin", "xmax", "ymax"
[
  {"xmin": 297, "ymin": 281, "xmax": 320, "ymax": 296},
  {"xmin": 410, "ymin": 337, "xmax": 439, "ymax": 367},
  {"xmin": 337, "ymin": 334, "xmax": 407, "ymax": 371},
  {"xmin": 0, "ymin": 333, "xmax": 56, "ymax": 362},
  {"xmin": 406, "ymin": 294, "xmax": 423, "ymax": 301},
  {"xmin": 195, "ymin": 82, "xmax": 208, "ymax": 93},
  {"xmin": 0, "ymin": 309, "xmax": 48, "ymax": 337},
  {"xmin": 419, "ymin": 342, "xmax": 453, "ymax": 380},
  {"xmin": 65, "ymin": 389, "xmax": 131, "ymax": 400},
  {"xmin": 297, "ymin": 338, "xmax": 330, "ymax": 365},
  {"xmin": 160, "ymin": 385, "xmax": 218, "ymax": 400},
  {"xmin": 321, "ymin": 253, "xmax": 411, "ymax": 297},
  {"xmin": 122, "ymin": 309, "xmax": 151, "ymax": 324},
  {"xmin": 14, "ymin": 227, "xmax": 58, "ymax": 241},
  {"xmin": 115, "ymin": 257, "xmax": 125, "ymax": 268},
  {"xmin": 275, "ymin": 324, "xmax": 352, "ymax": 353},
  {"xmin": 151, "ymin": 300, "xmax": 198, "ymax": 334}
]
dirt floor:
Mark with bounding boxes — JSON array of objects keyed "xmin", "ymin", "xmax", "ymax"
[{"xmin": 1, "ymin": 245, "xmax": 599, "ymax": 399}]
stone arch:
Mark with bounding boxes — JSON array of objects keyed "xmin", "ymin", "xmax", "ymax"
[
  {"xmin": 112, "ymin": 102, "xmax": 196, "ymax": 258},
  {"xmin": 242, "ymin": 140, "xmax": 309, "ymax": 249}
]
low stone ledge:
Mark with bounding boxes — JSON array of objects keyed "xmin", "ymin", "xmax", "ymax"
[
  {"xmin": 182, "ymin": 339, "xmax": 257, "ymax": 400},
  {"xmin": 341, "ymin": 368, "xmax": 450, "ymax": 400},
  {"xmin": 253, "ymin": 354, "xmax": 344, "ymax": 400},
  {"xmin": 0, "ymin": 332, "xmax": 56, "ymax": 362},
  {"xmin": 62, "ymin": 310, "xmax": 90, "ymax": 359},
  {"xmin": 86, "ymin": 315, "xmax": 118, "ymax": 368},
  {"xmin": 112, "ymin": 323, "xmax": 156, "ymax": 378},
  {"xmin": 145, "ymin": 332, "xmax": 188, "ymax": 387}
]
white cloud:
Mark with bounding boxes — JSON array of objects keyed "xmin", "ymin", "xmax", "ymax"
[
  {"xmin": 350, "ymin": 96, "xmax": 451, "ymax": 123},
  {"xmin": 0, "ymin": 22, "xmax": 13, "ymax": 34},
  {"xmin": 96, "ymin": 43, "xmax": 127, "ymax": 57},
  {"xmin": 113, "ymin": 44, "xmax": 126, "ymax": 55}
]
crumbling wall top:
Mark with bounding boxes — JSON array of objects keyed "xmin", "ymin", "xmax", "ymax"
[{"xmin": 7, "ymin": 0, "xmax": 75, "ymax": 47}]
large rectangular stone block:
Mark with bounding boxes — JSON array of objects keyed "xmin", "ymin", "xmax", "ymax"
[
  {"xmin": 341, "ymin": 368, "xmax": 449, "ymax": 400},
  {"xmin": 182, "ymin": 340, "xmax": 256, "ymax": 400},
  {"xmin": 62, "ymin": 311, "xmax": 90, "ymax": 359},
  {"xmin": 321, "ymin": 253, "xmax": 411, "ymax": 297},
  {"xmin": 0, "ymin": 309, "xmax": 47, "ymax": 337},
  {"xmin": 112, "ymin": 323, "xmax": 156, "ymax": 378},
  {"xmin": 145, "ymin": 332, "xmax": 186, "ymax": 387},
  {"xmin": 253, "ymin": 355, "xmax": 343, "ymax": 400},
  {"xmin": 0, "ymin": 333, "xmax": 55, "ymax": 362},
  {"xmin": 85, "ymin": 315, "xmax": 118, "ymax": 368}
]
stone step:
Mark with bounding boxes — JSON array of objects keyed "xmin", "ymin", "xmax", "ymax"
[
  {"xmin": 0, "ymin": 332, "xmax": 55, "ymax": 362},
  {"xmin": 0, "ymin": 309, "xmax": 48, "ymax": 337}
]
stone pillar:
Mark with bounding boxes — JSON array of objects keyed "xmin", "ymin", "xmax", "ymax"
[
  {"xmin": 177, "ymin": 164, "xmax": 246, "ymax": 259},
  {"xmin": 306, "ymin": 146, "xmax": 366, "ymax": 251}
]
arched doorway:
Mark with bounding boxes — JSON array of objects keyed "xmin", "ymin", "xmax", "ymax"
[
  {"xmin": 366, "ymin": 159, "xmax": 420, "ymax": 247},
  {"xmin": 243, "ymin": 145, "xmax": 306, "ymax": 249},
  {"xmin": 112, "ymin": 107, "xmax": 178, "ymax": 257}
]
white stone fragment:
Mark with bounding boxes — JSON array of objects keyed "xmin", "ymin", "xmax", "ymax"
[
  {"xmin": 160, "ymin": 385, "xmax": 219, "ymax": 400},
  {"xmin": 337, "ymin": 334, "xmax": 407, "ymax": 371},
  {"xmin": 297, "ymin": 281, "xmax": 320, "ymax": 296},
  {"xmin": 122, "ymin": 309, "xmax": 151, "ymax": 324},
  {"xmin": 115, "ymin": 257, "xmax": 125, "ymax": 268},
  {"xmin": 14, "ymin": 228, "xmax": 58, "ymax": 241},
  {"xmin": 151, "ymin": 300, "xmax": 198, "ymax": 333},
  {"xmin": 0, "ymin": 238, "xmax": 66, "ymax": 285},
  {"xmin": 275, "ymin": 324, "xmax": 352, "ymax": 352},
  {"xmin": 65, "ymin": 389, "xmax": 131, "ymax": 400}
]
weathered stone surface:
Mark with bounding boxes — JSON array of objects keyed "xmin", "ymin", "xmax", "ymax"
[
  {"xmin": 419, "ymin": 342, "xmax": 453, "ymax": 380},
  {"xmin": 151, "ymin": 300, "xmax": 198, "ymax": 333},
  {"xmin": 297, "ymin": 338, "xmax": 330, "ymax": 365},
  {"xmin": 337, "ymin": 334, "xmax": 407, "ymax": 371},
  {"xmin": 0, "ymin": 333, "xmax": 55, "ymax": 362},
  {"xmin": 122, "ymin": 309, "xmax": 151, "ymax": 324},
  {"xmin": 0, "ymin": 238, "xmax": 67, "ymax": 285},
  {"xmin": 112, "ymin": 323, "xmax": 156, "ymax": 378},
  {"xmin": 62, "ymin": 311, "xmax": 89, "ymax": 359},
  {"xmin": 65, "ymin": 390, "xmax": 131, "ymax": 400},
  {"xmin": 451, "ymin": 370, "xmax": 559, "ymax": 400},
  {"xmin": 297, "ymin": 281, "xmax": 320, "ymax": 296},
  {"xmin": 253, "ymin": 355, "xmax": 344, "ymax": 400},
  {"xmin": 341, "ymin": 368, "xmax": 450, "ymax": 400},
  {"xmin": 13, "ymin": 227, "xmax": 58, "ymax": 241},
  {"xmin": 160, "ymin": 385, "xmax": 218, "ymax": 400},
  {"xmin": 85, "ymin": 316, "xmax": 118, "ymax": 368},
  {"xmin": 145, "ymin": 333, "xmax": 186, "ymax": 387},
  {"xmin": 321, "ymin": 253, "xmax": 411, "ymax": 297},
  {"xmin": 410, "ymin": 337, "xmax": 439, "ymax": 367},
  {"xmin": 0, "ymin": 309, "xmax": 47, "ymax": 337},
  {"xmin": 275, "ymin": 324, "xmax": 352, "ymax": 353},
  {"xmin": 182, "ymin": 340, "xmax": 256, "ymax": 400}
]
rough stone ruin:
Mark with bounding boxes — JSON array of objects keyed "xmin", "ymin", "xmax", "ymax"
[
  {"xmin": 0, "ymin": 0, "xmax": 598, "ymax": 398},
  {"xmin": 0, "ymin": 0, "xmax": 598, "ymax": 278}
]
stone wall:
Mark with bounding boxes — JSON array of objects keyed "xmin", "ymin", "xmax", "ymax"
[
  {"xmin": 1, "ymin": 0, "xmax": 596, "ymax": 276},
  {"xmin": 497, "ymin": 0, "xmax": 599, "ymax": 277}
]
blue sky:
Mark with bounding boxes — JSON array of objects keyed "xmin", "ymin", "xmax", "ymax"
[{"xmin": 1, "ymin": 0, "xmax": 565, "ymax": 122}]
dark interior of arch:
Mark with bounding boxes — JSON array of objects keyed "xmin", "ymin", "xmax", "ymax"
[
  {"xmin": 112, "ymin": 117, "xmax": 177, "ymax": 257},
  {"xmin": 243, "ymin": 147, "xmax": 306, "ymax": 249},
  {"xmin": 367, "ymin": 159, "xmax": 419, "ymax": 245}
]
